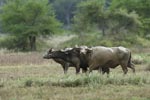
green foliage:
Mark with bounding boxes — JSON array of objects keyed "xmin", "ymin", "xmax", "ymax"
[
  {"xmin": 110, "ymin": 0, "xmax": 150, "ymax": 36},
  {"xmin": 132, "ymin": 54, "xmax": 146, "ymax": 64},
  {"xmin": 62, "ymin": 33, "xmax": 150, "ymax": 48},
  {"xmin": 24, "ymin": 78, "xmax": 46, "ymax": 87},
  {"xmin": 73, "ymin": 0, "xmax": 141, "ymax": 36},
  {"xmin": 0, "ymin": 35, "xmax": 28, "ymax": 51},
  {"xmin": 73, "ymin": 0, "xmax": 106, "ymax": 34},
  {"xmin": 109, "ymin": 9, "xmax": 141, "ymax": 33},
  {"xmin": 0, "ymin": 0, "xmax": 61, "ymax": 50},
  {"xmin": 1, "ymin": 0, "xmax": 61, "ymax": 35},
  {"xmin": 0, "ymin": 35, "xmax": 51, "ymax": 51},
  {"xmin": 0, "ymin": 0, "xmax": 149, "ymax": 51},
  {"xmin": 110, "ymin": 0, "xmax": 150, "ymax": 18},
  {"xmin": 21, "ymin": 73, "xmax": 150, "ymax": 87},
  {"xmin": 25, "ymin": 79, "xmax": 33, "ymax": 87}
]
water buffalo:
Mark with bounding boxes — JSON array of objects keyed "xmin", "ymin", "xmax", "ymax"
[
  {"xmin": 67, "ymin": 46, "xmax": 110, "ymax": 74},
  {"xmin": 43, "ymin": 48, "xmax": 74, "ymax": 74},
  {"xmin": 80, "ymin": 46, "xmax": 135, "ymax": 74},
  {"xmin": 43, "ymin": 48, "xmax": 87, "ymax": 74}
]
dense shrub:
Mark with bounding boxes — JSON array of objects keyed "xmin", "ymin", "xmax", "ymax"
[
  {"xmin": 0, "ymin": 35, "xmax": 47, "ymax": 51},
  {"xmin": 132, "ymin": 54, "xmax": 144, "ymax": 64},
  {"xmin": 0, "ymin": 36, "xmax": 28, "ymax": 51},
  {"xmin": 0, "ymin": 36, "xmax": 17, "ymax": 50},
  {"xmin": 62, "ymin": 33, "xmax": 150, "ymax": 48},
  {"xmin": 22, "ymin": 73, "xmax": 150, "ymax": 87}
]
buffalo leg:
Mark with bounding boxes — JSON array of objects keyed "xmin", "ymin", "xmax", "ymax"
[
  {"xmin": 101, "ymin": 67, "xmax": 110, "ymax": 77},
  {"xmin": 98, "ymin": 67, "xmax": 102, "ymax": 73},
  {"xmin": 105, "ymin": 68, "xmax": 110, "ymax": 77},
  {"xmin": 62, "ymin": 66, "xmax": 67, "ymax": 74},
  {"xmin": 62, "ymin": 63, "xmax": 69, "ymax": 74},
  {"xmin": 75, "ymin": 63, "xmax": 80, "ymax": 74},
  {"xmin": 128, "ymin": 63, "xmax": 135, "ymax": 73},
  {"xmin": 101, "ymin": 67, "xmax": 110, "ymax": 75},
  {"xmin": 62, "ymin": 64, "xmax": 69, "ymax": 74},
  {"xmin": 82, "ymin": 67, "xmax": 88, "ymax": 73},
  {"xmin": 64, "ymin": 66, "xmax": 68, "ymax": 74},
  {"xmin": 75, "ymin": 67, "xmax": 80, "ymax": 74},
  {"xmin": 62, "ymin": 65, "xmax": 66, "ymax": 74},
  {"xmin": 89, "ymin": 64, "xmax": 96, "ymax": 73},
  {"xmin": 88, "ymin": 68, "xmax": 93, "ymax": 73},
  {"xmin": 121, "ymin": 65, "xmax": 128, "ymax": 74}
]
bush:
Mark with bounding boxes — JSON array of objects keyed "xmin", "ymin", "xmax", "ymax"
[
  {"xmin": 24, "ymin": 79, "xmax": 33, "ymax": 87},
  {"xmin": 62, "ymin": 33, "xmax": 150, "ymax": 48},
  {"xmin": 51, "ymin": 73, "xmax": 150, "ymax": 87},
  {"xmin": 0, "ymin": 36, "xmax": 16, "ymax": 49},
  {"xmin": 0, "ymin": 35, "xmax": 47, "ymax": 51},
  {"xmin": 132, "ymin": 54, "xmax": 144, "ymax": 64},
  {"xmin": 0, "ymin": 35, "xmax": 28, "ymax": 51},
  {"xmin": 20, "ymin": 72, "xmax": 150, "ymax": 88}
]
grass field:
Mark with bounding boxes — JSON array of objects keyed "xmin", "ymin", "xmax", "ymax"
[{"xmin": 0, "ymin": 51, "xmax": 150, "ymax": 100}]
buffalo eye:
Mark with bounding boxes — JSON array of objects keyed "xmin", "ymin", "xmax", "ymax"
[{"xmin": 65, "ymin": 52, "xmax": 69, "ymax": 55}]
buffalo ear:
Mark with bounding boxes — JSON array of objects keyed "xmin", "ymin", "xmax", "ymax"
[
  {"xmin": 65, "ymin": 52, "xmax": 69, "ymax": 55},
  {"xmin": 60, "ymin": 49, "xmax": 68, "ymax": 54},
  {"xmin": 49, "ymin": 48, "xmax": 54, "ymax": 52},
  {"xmin": 86, "ymin": 49, "xmax": 92, "ymax": 54},
  {"xmin": 48, "ymin": 48, "xmax": 52, "ymax": 52},
  {"xmin": 61, "ymin": 50, "xmax": 69, "ymax": 55},
  {"xmin": 60, "ymin": 49, "xmax": 65, "ymax": 52},
  {"xmin": 72, "ymin": 48, "xmax": 79, "ymax": 53}
]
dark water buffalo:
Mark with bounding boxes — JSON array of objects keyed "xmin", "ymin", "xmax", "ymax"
[
  {"xmin": 67, "ymin": 46, "xmax": 110, "ymax": 74},
  {"xmin": 43, "ymin": 48, "xmax": 74, "ymax": 74},
  {"xmin": 80, "ymin": 46, "xmax": 135, "ymax": 74},
  {"xmin": 43, "ymin": 48, "xmax": 87, "ymax": 74},
  {"xmin": 66, "ymin": 46, "xmax": 89, "ymax": 73}
]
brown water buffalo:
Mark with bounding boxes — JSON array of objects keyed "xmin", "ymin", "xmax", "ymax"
[
  {"xmin": 80, "ymin": 46, "xmax": 135, "ymax": 74},
  {"xmin": 67, "ymin": 46, "xmax": 110, "ymax": 74},
  {"xmin": 43, "ymin": 48, "xmax": 87, "ymax": 74}
]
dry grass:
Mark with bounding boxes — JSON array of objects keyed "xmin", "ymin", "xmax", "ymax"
[
  {"xmin": 0, "ymin": 52, "xmax": 50, "ymax": 66},
  {"xmin": 145, "ymin": 63, "xmax": 150, "ymax": 71},
  {"xmin": 0, "ymin": 52, "xmax": 150, "ymax": 100}
]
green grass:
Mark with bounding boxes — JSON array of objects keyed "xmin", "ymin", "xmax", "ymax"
[{"xmin": 1, "ymin": 72, "xmax": 148, "ymax": 89}]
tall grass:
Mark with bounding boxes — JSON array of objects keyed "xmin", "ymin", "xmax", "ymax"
[
  {"xmin": 12, "ymin": 72, "xmax": 149, "ymax": 88},
  {"xmin": 0, "ymin": 52, "xmax": 49, "ymax": 66},
  {"xmin": 51, "ymin": 73, "xmax": 150, "ymax": 87}
]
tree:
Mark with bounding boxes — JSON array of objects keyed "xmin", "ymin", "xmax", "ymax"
[
  {"xmin": 109, "ymin": 9, "xmax": 141, "ymax": 34},
  {"xmin": 0, "ymin": 0, "xmax": 61, "ymax": 51},
  {"xmin": 73, "ymin": 0, "xmax": 107, "ymax": 35},
  {"xmin": 73, "ymin": 0, "xmax": 141, "ymax": 36},
  {"xmin": 110, "ymin": 0, "xmax": 150, "ymax": 36},
  {"xmin": 52, "ymin": 0, "xmax": 83, "ymax": 29}
]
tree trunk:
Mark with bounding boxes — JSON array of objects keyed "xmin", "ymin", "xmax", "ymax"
[
  {"xmin": 65, "ymin": 13, "xmax": 71, "ymax": 29},
  {"xmin": 100, "ymin": 20, "xmax": 106, "ymax": 36},
  {"xmin": 29, "ymin": 36, "xmax": 36, "ymax": 51},
  {"xmin": 102, "ymin": 27, "xmax": 105, "ymax": 36}
]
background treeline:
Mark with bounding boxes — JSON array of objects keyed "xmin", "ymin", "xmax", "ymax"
[{"xmin": 0, "ymin": 0, "xmax": 150, "ymax": 51}]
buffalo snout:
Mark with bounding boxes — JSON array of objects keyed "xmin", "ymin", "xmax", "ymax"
[{"xmin": 43, "ymin": 53, "xmax": 50, "ymax": 59}]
